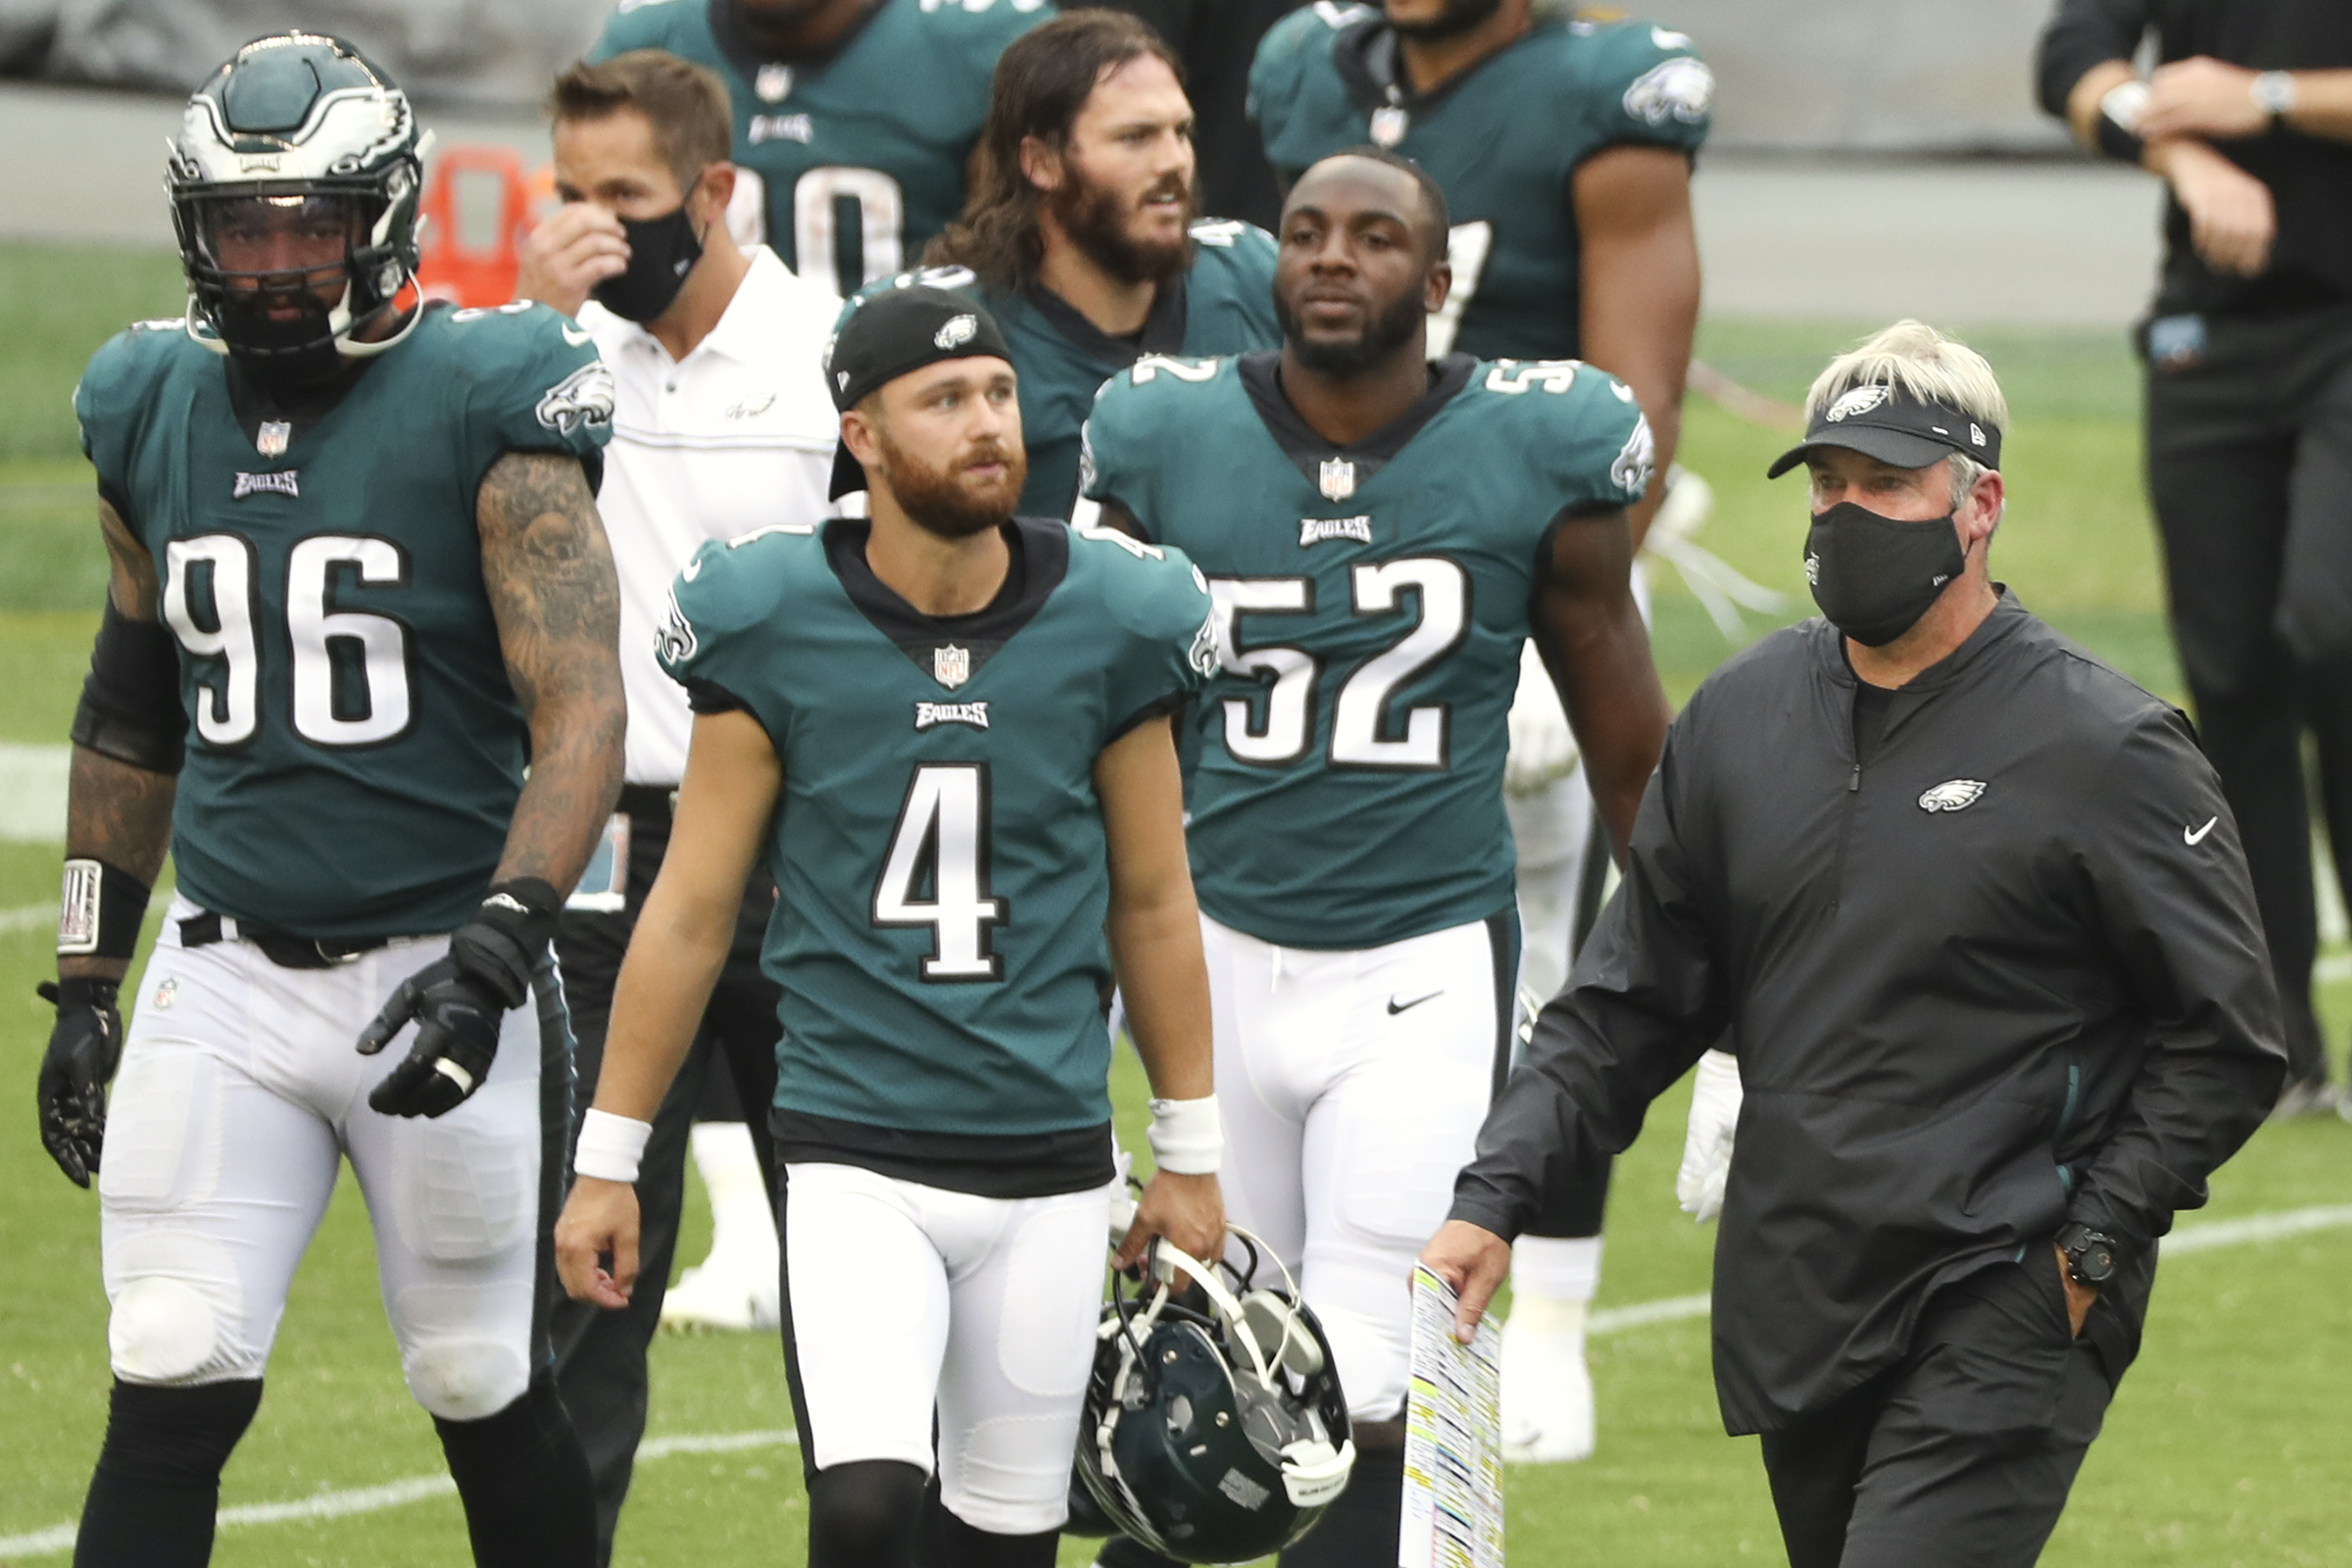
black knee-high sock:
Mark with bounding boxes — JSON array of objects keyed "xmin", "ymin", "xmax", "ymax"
[
  {"xmin": 1280, "ymin": 1422, "xmax": 1406, "ymax": 1568},
  {"xmin": 926, "ymin": 1495, "xmax": 1058, "ymax": 1568},
  {"xmin": 74, "ymin": 1378, "xmax": 263, "ymax": 1568},
  {"xmin": 433, "ymin": 1379, "xmax": 598, "ymax": 1568},
  {"xmin": 808, "ymin": 1460, "xmax": 928, "ymax": 1568}
]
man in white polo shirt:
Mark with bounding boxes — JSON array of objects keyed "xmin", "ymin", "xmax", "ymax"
[{"xmin": 514, "ymin": 48, "xmax": 839, "ymax": 1563}]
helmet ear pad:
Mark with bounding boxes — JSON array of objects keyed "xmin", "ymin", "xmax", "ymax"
[{"xmin": 1236, "ymin": 1289, "xmax": 1326, "ymax": 1378}]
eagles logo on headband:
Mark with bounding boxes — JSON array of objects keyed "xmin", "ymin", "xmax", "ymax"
[
  {"xmin": 1767, "ymin": 384, "xmax": 2002, "ymax": 478},
  {"xmin": 825, "ymin": 285, "xmax": 1014, "ymax": 499}
]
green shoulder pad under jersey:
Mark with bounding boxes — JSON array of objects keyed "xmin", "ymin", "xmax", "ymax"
[
  {"xmin": 593, "ymin": 0, "xmax": 1051, "ymax": 297},
  {"xmin": 659, "ymin": 516, "xmax": 1215, "ymax": 1139},
  {"xmin": 1084, "ymin": 350, "xmax": 1648, "ymax": 949},
  {"xmin": 1250, "ymin": 5, "xmax": 1711, "ymax": 361},
  {"xmin": 72, "ymin": 303, "xmax": 613, "ymax": 939},
  {"xmin": 843, "ymin": 220, "xmax": 1280, "ymax": 516}
]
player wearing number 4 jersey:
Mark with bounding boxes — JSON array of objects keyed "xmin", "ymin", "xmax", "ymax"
[
  {"xmin": 556, "ymin": 287, "xmax": 1227, "ymax": 1568},
  {"xmin": 42, "ymin": 34, "xmax": 625, "ymax": 1568},
  {"xmin": 590, "ymin": 0, "xmax": 1051, "ymax": 297},
  {"xmin": 1082, "ymin": 149, "xmax": 1669, "ymax": 1567}
]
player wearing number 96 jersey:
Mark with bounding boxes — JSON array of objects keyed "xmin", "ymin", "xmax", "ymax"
[
  {"xmin": 46, "ymin": 34, "xmax": 625, "ymax": 1568},
  {"xmin": 1081, "ymin": 149, "xmax": 1668, "ymax": 1568},
  {"xmin": 590, "ymin": 0, "xmax": 1052, "ymax": 298}
]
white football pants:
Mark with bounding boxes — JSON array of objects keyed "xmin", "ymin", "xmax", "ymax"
[
  {"xmin": 781, "ymin": 1161, "xmax": 1110, "ymax": 1536},
  {"xmin": 1201, "ymin": 911, "xmax": 1511, "ymax": 1422},
  {"xmin": 98, "ymin": 900, "xmax": 558, "ymax": 1422}
]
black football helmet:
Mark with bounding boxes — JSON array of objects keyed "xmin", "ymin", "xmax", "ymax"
[
  {"xmin": 1075, "ymin": 1234, "xmax": 1355, "ymax": 1564},
  {"xmin": 168, "ymin": 32, "xmax": 428, "ymax": 378}
]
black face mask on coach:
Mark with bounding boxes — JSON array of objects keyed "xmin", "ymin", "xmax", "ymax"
[
  {"xmin": 590, "ymin": 203, "xmax": 706, "ymax": 323},
  {"xmin": 1803, "ymin": 500, "xmax": 1967, "ymax": 648}
]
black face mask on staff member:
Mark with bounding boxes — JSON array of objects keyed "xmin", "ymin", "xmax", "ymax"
[
  {"xmin": 591, "ymin": 202, "xmax": 706, "ymax": 323},
  {"xmin": 1767, "ymin": 385, "xmax": 2003, "ymax": 647}
]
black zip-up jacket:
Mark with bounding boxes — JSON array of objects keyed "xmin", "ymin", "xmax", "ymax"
[
  {"xmin": 1450, "ymin": 592, "xmax": 2286, "ymax": 1434},
  {"xmin": 2036, "ymin": 0, "xmax": 2352, "ymax": 318}
]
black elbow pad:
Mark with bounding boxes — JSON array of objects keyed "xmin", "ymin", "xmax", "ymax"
[{"xmin": 72, "ymin": 602, "xmax": 188, "ymax": 774}]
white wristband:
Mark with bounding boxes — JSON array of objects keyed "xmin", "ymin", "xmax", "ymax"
[
  {"xmin": 1147, "ymin": 1096, "xmax": 1223, "ymax": 1175},
  {"xmin": 574, "ymin": 1109, "xmax": 653, "ymax": 1183}
]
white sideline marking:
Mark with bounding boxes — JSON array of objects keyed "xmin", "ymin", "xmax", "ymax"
[
  {"xmin": 0, "ymin": 743, "xmax": 70, "ymax": 844},
  {"xmin": 6, "ymin": 1208, "xmax": 2351, "ymax": 1559},
  {"xmin": 0, "ymin": 902, "xmax": 56, "ymax": 935}
]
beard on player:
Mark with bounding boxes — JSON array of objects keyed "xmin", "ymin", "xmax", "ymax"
[
  {"xmin": 1275, "ymin": 280, "xmax": 1428, "ymax": 377},
  {"xmin": 1049, "ymin": 160, "xmax": 1197, "ymax": 287},
  {"xmin": 1387, "ymin": 0, "xmax": 1507, "ymax": 42},
  {"xmin": 873, "ymin": 421, "xmax": 1027, "ymax": 539}
]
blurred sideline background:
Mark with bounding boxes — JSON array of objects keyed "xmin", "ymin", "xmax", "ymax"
[{"xmin": 5, "ymin": 4, "xmax": 2350, "ymax": 1567}]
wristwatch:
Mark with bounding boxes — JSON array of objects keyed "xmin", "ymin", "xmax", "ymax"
[
  {"xmin": 2251, "ymin": 70, "xmax": 2297, "ymax": 125},
  {"xmin": 2055, "ymin": 1223, "xmax": 2124, "ymax": 1288}
]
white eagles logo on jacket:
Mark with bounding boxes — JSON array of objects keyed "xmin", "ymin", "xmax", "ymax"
[{"xmin": 1918, "ymin": 779, "xmax": 1986, "ymax": 813}]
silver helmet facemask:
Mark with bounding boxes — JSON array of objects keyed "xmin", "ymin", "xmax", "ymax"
[{"xmin": 168, "ymin": 33, "xmax": 430, "ymax": 379}]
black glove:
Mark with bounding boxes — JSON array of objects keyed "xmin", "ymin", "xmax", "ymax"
[
  {"xmin": 358, "ymin": 879, "xmax": 559, "ymax": 1119},
  {"xmin": 37, "ymin": 977, "xmax": 122, "ymax": 1188}
]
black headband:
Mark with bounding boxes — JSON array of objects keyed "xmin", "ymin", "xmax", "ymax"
[{"xmin": 1766, "ymin": 384, "xmax": 2002, "ymax": 479}]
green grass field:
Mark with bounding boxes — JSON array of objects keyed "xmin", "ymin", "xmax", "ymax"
[{"xmin": 3, "ymin": 240, "xmax": 2350, "ymax": 1567}]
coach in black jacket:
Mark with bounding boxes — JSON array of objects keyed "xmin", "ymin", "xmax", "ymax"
[{"xmin": 1423, "ymin": 321, "xmax": 2287, "ymax": 1568}]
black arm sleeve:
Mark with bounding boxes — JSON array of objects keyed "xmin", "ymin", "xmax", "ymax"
[
  {"xmin": 72, "ymin": 600, "xmax": 187, "ymax": 774},
  {"xmin": 2035, "ymin": 0, "xmax": 2151, "ymax": 121},
  {"xmin": 1448, "ymin": 728, "xmax": 1726, "ymax": 1240},
  {"xmin": 2066, "ymin": 710, "xmax": 2288, "ymax": 1247}
]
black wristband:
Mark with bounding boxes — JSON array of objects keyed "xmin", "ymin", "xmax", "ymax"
[
  {"xmin": 484, "ymin": 876, "xmax": 563, "ymax": 932},
  {"xmin": 58, "ymin": 858, "xmax": 152, "ymax": 960},
  {"xmin": 2094, "ymin": 115, "xmax": 2145, "ymax": 166}
]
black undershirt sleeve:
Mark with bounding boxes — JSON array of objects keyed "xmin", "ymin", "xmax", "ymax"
[{"xmin": 2035, "ymin": 0, "xmax": 2151, "ymax": 121}]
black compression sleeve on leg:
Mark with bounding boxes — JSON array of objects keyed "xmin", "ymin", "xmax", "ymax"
[
  {"xmin": 74, "ymin": 1378, "xmax": 262, "ymax": 1568},
  {"xmin": 1279, "ymin": 1421, "xmax": 1406, "ymax": 1568},
  {"xmin": 434, "ymin": 1378, "xmax": 599, "ymax": 1568},
  {"xmin": 928, "ymin": 1500, "xmax": 1059, "ymax": 1568},
  {"xmin": 73, "ymin": 601, "xmax": 188, "ymax": 774},
  {"xmin": 808, "ymin": 1460, "xmax": 928, "ymax": 1568}
]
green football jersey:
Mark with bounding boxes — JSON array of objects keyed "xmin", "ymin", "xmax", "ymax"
[
  {"xmin": 846, "ymin": 220, "xmax": 1282, "ymax": 517},
  {"xmin": 1250, "ymin": 5, "xmax": 1711, "ymax": 361},
  {"xmin": 591, "ymin": 0, "xmax": 1051, "ymax": 297},
  {"xmin": 660, "ymin": 515, "xmax": 1216, "ymax": 1142},
  {"xmin": 73, "ymin": 302, "xmax": 613, "ymax": 939},
  {"xmin": 1083, "ymin": 351, "xmax": 1648, "ymax": 948}
]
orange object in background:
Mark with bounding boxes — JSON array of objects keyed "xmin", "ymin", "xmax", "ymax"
[{"xmin": 416, "ymin": 144, "xmax": 537, "ymax": 308}]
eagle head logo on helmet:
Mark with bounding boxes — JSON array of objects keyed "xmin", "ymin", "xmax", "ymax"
[
  {"xmin": 1070, "ymin": 1234, "xmax": 1355, "ymax": 1563},
  {"xmin": 169, "ymin": 32, "xmax": 429, "ymax": 381}
]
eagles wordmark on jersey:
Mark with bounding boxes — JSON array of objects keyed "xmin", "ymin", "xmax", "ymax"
[
  {"xmin": 659, "ymin": 514, "xmax": 1216, "ymax": 1148},
  {"xmin": 593, "ymin": 0, "xmax": 1052, "ymax": 296},
  {"xmin": 73, "ymin": 301, "xmax": 614, "ymax": 938},
  {"xmin": 1250, "ymin": 3, "xmax": 1711, "ymax": 360},
  {"xmin": 845, "ymin": 219, "xmax": 1281, "ymax": 516},
  {"xmin": 1083, "ymin": 349, "xmax": 1650, "ymax": 949}
]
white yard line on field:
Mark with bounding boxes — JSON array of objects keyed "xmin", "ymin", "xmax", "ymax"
[
  {"xmin": 0, "ymin": 903, "xmax": 56, "ymax": 935},
  {"xmin": 5, "ymin": 1207, "xmax": 2350, "ymax": 1558}
]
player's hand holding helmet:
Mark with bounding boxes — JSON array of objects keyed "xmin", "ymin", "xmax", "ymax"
[
  {"xmin": 358, "ymin": 879, "xmax": 560, "ymax": 1117},
  {"xmin": 35, "ymin": 978, "xmax": 123, "ymax": 1187},
  {"xmin": 1075, "ymin": 1233, "xmax": 1356, "ymax": 1563}
]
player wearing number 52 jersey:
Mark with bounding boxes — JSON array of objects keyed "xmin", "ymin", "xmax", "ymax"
[
  {"xmin": 590, "ymin": 0, "xmax": 1051, "ymax": 297},
  {"xmin": 43, "ymin": 34, "xmax": 625, "ymax": 1568},
  {"xmin": 1082, "ymin": 149, "xmax": 1669, "ymax": 1568},
  {"xmin": 556, "ymin": 288, "xmax": 1227, "ymax": 1568}
]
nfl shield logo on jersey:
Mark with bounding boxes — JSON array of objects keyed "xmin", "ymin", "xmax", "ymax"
[
  {"xmin": 756, "ymin": 63, "xmax": 793, "ymax": 102},
  {"xmin": 257, "ymin": 419, "xmax": 291, "ymax": 457},
  {"xmin": 1318, "ymin": 459, "xmax": 1356, "ymax": 502},
  {"xmin": 934, "ymin": 644, "xmax": 971, "ymax": 689},
  {"xmin": 1369, "ymin": 106, "xmax": 1409, "ymax": 147}
]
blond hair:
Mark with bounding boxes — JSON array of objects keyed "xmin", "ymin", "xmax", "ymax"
[{"xmin": 1807, "ymin": 319, "xmax": 2007, "ymax": 509}]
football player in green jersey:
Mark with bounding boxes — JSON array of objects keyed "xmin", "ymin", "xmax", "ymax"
[
  {"xmin": 1254, "ymin": 0, "xmax": 1712, "ymax": 1461},
  {"xmin": 1081, "ymin": 149, "xmax": 1670, "ymax": 1566},
  {"xmin": 570, "ymin": 0, "xmax": 1050, "ymax": 297},
  {"xmin": 555, "ymin": 288, "xmax": 1231, "ymax": 1568},
  {"xmin": 844, "ymin": 10, "xmax": 1279, "ymax": 518},
  {"xmin": 39, "ymin": 34, "xmax": 625, "ymax": 1568}
]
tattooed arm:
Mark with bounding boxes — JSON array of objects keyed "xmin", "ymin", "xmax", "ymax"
[
  {"xmin": 61, "ymin": 496, "xmax": 177, "ymax": 983},
  {"xmin": 476, "ymin": 450, "xmax": 626, "ymax": 895}
]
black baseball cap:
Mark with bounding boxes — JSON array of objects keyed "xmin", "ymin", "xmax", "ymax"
[
  {"xmin": 824, "ymin": 285, "xmax": 1014, "ymax": 500},
  {"xmin": 1766, "ymin": 384, "xmax": 2002, "ymax": 479}
]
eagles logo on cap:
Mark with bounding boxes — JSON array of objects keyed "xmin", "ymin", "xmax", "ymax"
[
  {"xmin": 935, "ymin": 314, "xmax": 978, "ymax": 351},
  {"xmin": 1823, "ymin": 386, "xmax": 1888, "ymax": 422}
]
